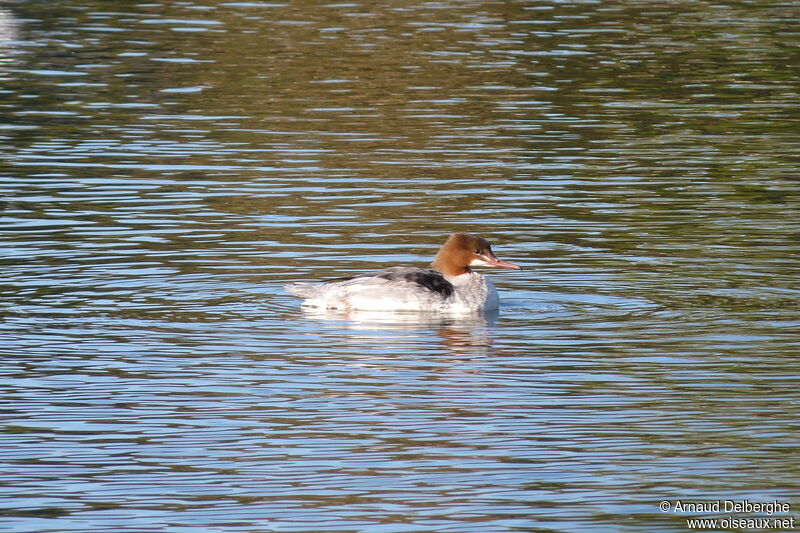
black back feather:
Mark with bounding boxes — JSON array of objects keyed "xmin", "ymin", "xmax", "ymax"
[
  {"xmin": 377, "ymin": 269, "xmax": 454, "ymax": 298},
  {"xmin": 323, "ymin": 268, "xmax": 454, "ymax": 299}
]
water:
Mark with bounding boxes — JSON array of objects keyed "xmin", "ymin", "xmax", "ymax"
[{"xmin": 1, "ymin": 0, "xmax": 799, "ymax": 531}]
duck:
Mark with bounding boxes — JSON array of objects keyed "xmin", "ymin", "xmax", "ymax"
[{"xmin": 284, "ymin": 232, "xmax": 520, "ymax": 313}]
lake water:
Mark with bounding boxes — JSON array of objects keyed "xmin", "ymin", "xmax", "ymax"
[{"xmin": 1, "ymin": 1, "xmax": 799, "ymax": 531}]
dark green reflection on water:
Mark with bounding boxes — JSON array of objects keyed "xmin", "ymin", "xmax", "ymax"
[{"xmin": 1, "ymin": 0, "xmax": 798, "ymax": 532}]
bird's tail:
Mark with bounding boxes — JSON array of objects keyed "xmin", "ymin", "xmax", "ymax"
[{"xmin": 283, "ymin": 282, "xmax": 315, "ymax": 298}]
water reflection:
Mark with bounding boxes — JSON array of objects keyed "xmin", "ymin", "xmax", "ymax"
[
  {"xmin": 0, "ymin": 8, "xmax": 18, "ymax": 85},
  {"xmin": 1, "ymin": 0, "xmax": 798, "ymax": 531},
  {"xmin": 297, "ymin": 306, "xmax": 498, "ymax": 358},
  {"xmin": 298, "ymin": 304, "xmax": 496, "ymax": 327}
]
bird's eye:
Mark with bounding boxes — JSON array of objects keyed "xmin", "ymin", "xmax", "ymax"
[{"xmin": 474, "ymin": 249, "xmax": 481, "ymax": 254}]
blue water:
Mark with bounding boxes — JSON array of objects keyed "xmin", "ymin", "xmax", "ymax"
[{"xmin": 1, "ymin": 1, "xmax": 798, "ymax": 531}]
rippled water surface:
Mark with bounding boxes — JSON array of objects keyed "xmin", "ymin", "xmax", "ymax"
[{"xmin": 1, "ymin": 1, "xmax": 799, "ymax": 531}]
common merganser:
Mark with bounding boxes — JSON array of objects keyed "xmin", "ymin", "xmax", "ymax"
[{"xmin": 284, "ymin": 232, "xmax": 521, "ymax": 313}]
